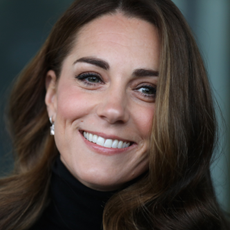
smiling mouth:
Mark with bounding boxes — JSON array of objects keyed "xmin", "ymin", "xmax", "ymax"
[{"xmin": 83, "ymin": 131, "xmax": 131, "ymax": 149}]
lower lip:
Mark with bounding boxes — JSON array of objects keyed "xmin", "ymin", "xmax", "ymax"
[{"xmin": 80, "ymin": 132, "xmax": 136, "ymax": 156}]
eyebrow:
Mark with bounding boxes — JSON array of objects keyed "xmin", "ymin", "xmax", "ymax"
[
  {"xmin": 74, "ymin": 57, "xmax": 159, "ymax": 77},
  {"xmin": 74, "ymin": 57, "xmax": 109, "ymax": 70},
  {"xmin": 133, "ymin": 69, "xmax": 158, "ymax": 77}
]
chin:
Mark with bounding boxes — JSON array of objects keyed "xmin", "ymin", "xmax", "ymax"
[{"xmin": 78, "ymin": 175, "xmax": 124, "ymax": 191}]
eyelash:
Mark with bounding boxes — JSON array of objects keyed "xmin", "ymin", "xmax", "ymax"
[
  {"xmin": 76, "ymin": 72, "xmax": 157, "ymax": 100},
  {"xmin": 76, "ymin": 72, "xmax": 103, "ymax": 86},
  {"xmin": 135, "ymin": 84, "xmax": 157, "ymax": 99}
]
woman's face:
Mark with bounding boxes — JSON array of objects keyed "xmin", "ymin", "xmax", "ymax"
[{"xmin": 45, "ymin": 13, "xmax": 160, "ymax": 191}]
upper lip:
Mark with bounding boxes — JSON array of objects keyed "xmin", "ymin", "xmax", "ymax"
[{"xmin": 80, "ymin": 130, "xmax": 135, "ymax": 143}]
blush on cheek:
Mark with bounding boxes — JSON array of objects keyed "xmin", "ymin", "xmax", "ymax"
[
  {"xmin": 57, "ymin": 87, "xmax": 96, "ymax": 121},
  {"xmin": 134, "ymin": 106, "xmax": 154, "ymax": 138}
]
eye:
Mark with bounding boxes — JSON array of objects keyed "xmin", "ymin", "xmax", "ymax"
[
  {"xmin": 76, "ymin": 72, "xmax": 103, "ymax": 86},
  {"xmin": 135, "ymin": 84, "xmax": 157, "ymax": 100}
]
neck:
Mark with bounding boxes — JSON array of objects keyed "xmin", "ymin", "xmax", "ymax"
[{"xmin": 31, "ymin": 156, "xmax": 116, "ymax": 230}]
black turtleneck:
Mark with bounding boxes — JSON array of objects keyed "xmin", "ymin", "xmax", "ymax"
[{"xmin": 30, "ymin": 157, "xmax": 116, "ymax": 230}]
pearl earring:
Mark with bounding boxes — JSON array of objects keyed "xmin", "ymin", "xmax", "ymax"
[{"xmin": 49, "ymin": 117, "xmax": 55, "ymax": 135}]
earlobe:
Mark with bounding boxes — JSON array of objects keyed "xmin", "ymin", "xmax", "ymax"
[{"xmin": 45, "ymin": 70, "xmax": 57, "ymax": 119}]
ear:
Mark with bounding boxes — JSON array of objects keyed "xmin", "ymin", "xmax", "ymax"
[{"xmin": 45, "ymin": 70, "xmax": 57, "ymax": 121}]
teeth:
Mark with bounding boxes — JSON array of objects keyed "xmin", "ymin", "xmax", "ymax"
[
  {"xmin": 97, "ymin": 137, "xmax": 105, "ymax": 146},
  {"xmin": 122, "ymin": 142, "xmax": 126, "ymax": 148},
  {"xmin": 112, "ymin": 140, "xmax": 118, "ymax": 148},
  {"xmin": 89, "ymin": 133, "xmax": 93, "ymax": 142},
  {"xmin": 83, "ymin": 132, "xmax": 130, "ymax": 149},
  {"xmin": 104, "ymin": 139, "xmax": 113, "ymax": 148},
  {"xmin": 117, "ymin": 141, "xmax": 123, "ymax": 149},
  {"xmin": 92, "ymin": 135, "xmax": 97, "ymax": 143}
]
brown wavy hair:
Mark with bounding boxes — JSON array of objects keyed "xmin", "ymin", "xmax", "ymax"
[{"xmin": 0, "ymin": 0, "xmax": 229, "ymax": 229}]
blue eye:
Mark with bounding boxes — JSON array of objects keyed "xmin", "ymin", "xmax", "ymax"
[
  {"xmin": 136, "ymin": 85, "xmax": 157, "ymax": 98},
  {"xmin": 76, "ymin": 72, "xmax": 103, "ymax": 85}
]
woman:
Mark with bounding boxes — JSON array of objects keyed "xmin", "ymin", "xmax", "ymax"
[{"xmin": 0, "ymin": 0, "xmax": 229, "ymax": 229}]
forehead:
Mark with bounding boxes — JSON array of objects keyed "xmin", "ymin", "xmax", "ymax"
[
  {"xmin": 66, "ymin": 12, "xmax": 160, "ymax": 69},
  {"xmin": 78, "ymin": 13, "xmax": 158, "ymax": 44}
]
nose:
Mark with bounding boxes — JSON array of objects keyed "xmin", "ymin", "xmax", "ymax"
[{"xmin": 96, "ymin": 87, "xmax": 129, "ymax": 124}]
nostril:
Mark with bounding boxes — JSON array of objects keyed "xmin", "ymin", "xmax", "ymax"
[{"xmin": 97, "ymin": 105, "xmax": 129, "ymax": 124}]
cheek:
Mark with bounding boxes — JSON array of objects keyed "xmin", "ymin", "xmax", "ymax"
[
  {"xmin": 132, "ymin": 105, "xmax": 155, "ymax": 138},
  {"xmin": 56, "ymin": 84, "xmax": 95, "ymax": 122}
]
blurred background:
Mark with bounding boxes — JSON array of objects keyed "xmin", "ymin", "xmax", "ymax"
[{"xmin": 0, "ymin": 0, "xmax": 229, "ymax": 211}]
